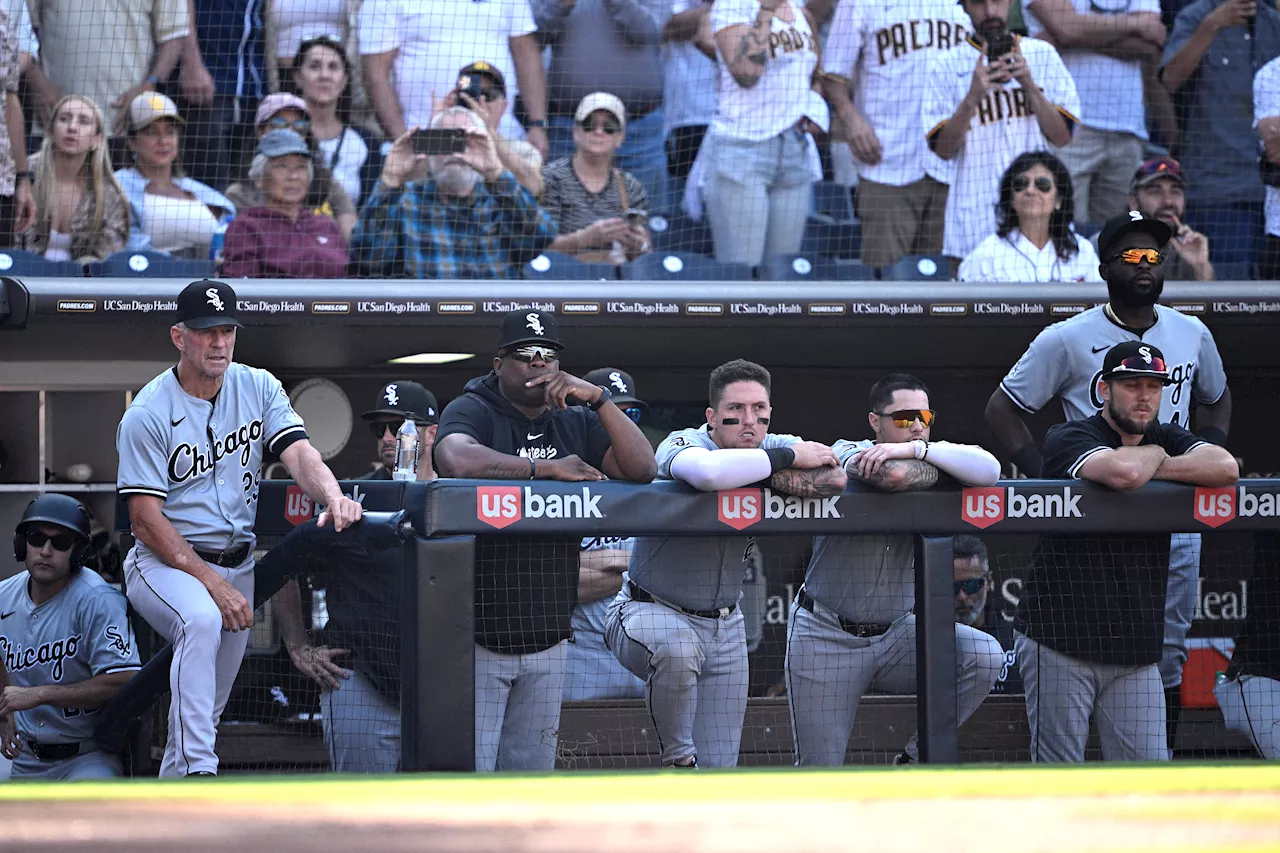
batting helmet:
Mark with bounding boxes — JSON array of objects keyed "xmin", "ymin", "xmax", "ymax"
[{"xmin": 13, "ymin": 493, "xmax": 93, "ymax": 567}]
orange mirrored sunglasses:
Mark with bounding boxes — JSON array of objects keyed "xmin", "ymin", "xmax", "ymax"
[
  {"xmin": 877, "ymin": 409, "xmax": 936, "ymax": 428},
  {"xmin": 1109, "ymin": 248, "xmax": 1164, "ymax": 265}
]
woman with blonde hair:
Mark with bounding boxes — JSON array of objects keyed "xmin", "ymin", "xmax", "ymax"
[{"xmin": 22, "ymin": 95, "xmax": 128, "ymax": 262}]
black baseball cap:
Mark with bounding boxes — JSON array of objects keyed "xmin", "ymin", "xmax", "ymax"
[
  {"xmin": 176, "ymin": 279, "xmax": 242, "ymax": 329},
  {"xmin": 583, "ymin": 368, "xmax": 645, "ymax": 408},
  {"xmin": 498, "ymin": 309, "xmax": 562, "ymax": 350},
  {"xmin": 1100, "ymin": 341, "xmax": 1174, "ymax": 385},
  {"xmin": 361, "ymin": 381, "xmax": 439, "ymax": 424},
  {"xmin": 1097, "ymin": 210, "xmax": 1173, "ymax": 259},
  {"xmin": 458, "ymin": 61, "xmax": 505, "ymax": 91}
]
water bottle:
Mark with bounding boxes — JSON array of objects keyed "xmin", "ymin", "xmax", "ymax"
[
  {"xmin": 1215, "ymin": 671, "xmax": 1228, "ymax": 687},
  {"xmin": 393, "ymin": 416, "xmax": 419, "ymax": 481}
]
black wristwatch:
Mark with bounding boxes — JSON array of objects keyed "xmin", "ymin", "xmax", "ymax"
[
  {"xmin": 588, "ymin": 385, "xmax": 612, "ymax": 411},
  {"xmin": 14, "ymin": 170, "xmax": 32, "ymax": 183}
]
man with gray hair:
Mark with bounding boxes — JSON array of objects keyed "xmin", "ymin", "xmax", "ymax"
[{"xmin": 350, "ymin": 107, "xmax": 558, "ymax": 279}]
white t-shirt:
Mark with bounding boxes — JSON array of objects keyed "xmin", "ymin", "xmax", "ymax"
[
  {"xmin": 358, "ymin": 0, "xmax": 536, "ymax": 131},
  {"xmin": 273, "ymin": 0, "xmax": 349, "ymax": 59},
  {"xmin": 1255, "ymin": 56, "xmax": 1280, "ymax": 238},
  {"xmin": 1023, "ymin": 0, "xmax": 1156, "ymax": 139},
  {"xmin": 958, "ymin": 228, "xmax": 1103, "ymax": 281},
  {"xmin": 923, "ymin": 35, "xmax": 1081, "ymax": 258},
  {"xmin": 663, "ymin": 0, "xmax": 719, "ymax": 134},
  {"xmin": 710, "ymin": 0, "xmax": 825, "ymax": 141},
  {"xmin": 825, "ymin": 0, "xmax": 971, "ymax": 186},
  {"xmin": 316, "ymin": 127, "xmax": 370, "ymax": 208}
]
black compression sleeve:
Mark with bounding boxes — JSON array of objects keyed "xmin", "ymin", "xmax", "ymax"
[{"xmin": 764, "ymin": 447, "xmax": 796, "ymax": 473}]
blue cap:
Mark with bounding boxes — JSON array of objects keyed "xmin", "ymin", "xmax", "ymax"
[{"xmin": 257, "ymin": 128, "xmax": 310, "ymax": 159}]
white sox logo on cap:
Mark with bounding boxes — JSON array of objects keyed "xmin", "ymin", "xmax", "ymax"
[
  {"xmin": 206, "ymin": 288, "xmax": 225, "ymax": 311},
  {"xmin": 526, "ymin": 313, "xmax": 545, "ymax": 336},
  {"xmin": 384, "ymin": 384, "xmax": 399, "ymax": 406},
  {"xmin": 1139, "ymin": 346, "xmax": 1153, "ymax": 363},
  {"xmin": 1128, "ymin": 210, "xmax": 1143, "ymax": 222},
  {"xmin": 609, "ymin": 371, "xmax": 628, "ymax": 393}
]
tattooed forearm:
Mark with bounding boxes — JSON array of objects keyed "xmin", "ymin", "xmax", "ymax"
[
  {"xmin": 847, "ymin": 459, "xmax": 939, "ymax": 493},
  {"xmin": 769, "ymin": 465, "xmax": 847, "ymax": 497}
]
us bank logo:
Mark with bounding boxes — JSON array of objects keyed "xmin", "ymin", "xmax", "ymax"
[
  {"xmin": 716, "ymin": 489, "xmax": 841, "ymax": 531},
  {"xmin": 1194, "ymin": 486, "xmax": 1280, "ymax": 528},
  {"xmin": 476, "ymin": 486, "xmax": 604, "ymax": 529},
  {"xmin": 962, "ymin": 487, "xmax": 1083, "ymax": 529}
]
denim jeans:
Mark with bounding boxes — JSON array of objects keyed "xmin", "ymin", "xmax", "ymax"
[
  {"xmin": 703, "ymin": 128, "xmax": 813, "ymax": 267},
  {"xmin": 548, "ymin": 107, "xmax": 672, "ymax": 214}
]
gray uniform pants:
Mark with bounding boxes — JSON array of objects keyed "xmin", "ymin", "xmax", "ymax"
[
  {"xmin": 1015, "ymin": 631, "xmax": 1168, "ymax": 762},
  {"xmin": 605, "ymin": 585, "xmax": 748, "ymax": 767},
  {"xmin": 321, "ymin": 669, "xmax": 400, "ymax": 773},
  {"xmin": 1215, "ymin": 673, "xmax": 1280, "ymax": 759},
  {"xmin": 785, "ymin": 596, "xmax": 1003, "ymax": 766},
  {"xmin": 475, "ymin": 641, "xmax": 567, "ymax": 772},
  {"xmin": 8, "ymin": 748, "xmax": 122, "ymax": 780},
  {"xmin": 1162, "ymin": 534, "xmax": 1201, "ymax": 689}
]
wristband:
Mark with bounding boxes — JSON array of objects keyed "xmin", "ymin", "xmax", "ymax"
[
  {"xmin": 526, "ymin": 119, "xmax": 548, "ymax": 129},
  {"xmin": 528, "ymin": 457, "xmax": 537, "ymax": 479},
  {"xmin": 913, "ymin": 440, "xmax": 928, "ymax": 460},
  {"xmin": 14, "ymin": 170, "xmax": 32, "ymax": 183},
  {"xmin": 1196, "ymin": 426, "xmax": 1228, "ymax": 447},
  {"xmin": 1011, "ymin": 445, "xmax": 1043, "ymax": 478},
  {"xmin": 764, "ymin": 447, "xmax": 796, "ymax": 473},
  {"xmin": 145, "ymin": 74, "xmax": 160, "ymax": 86},
  {"xmin": 588, "ymin": 385, "xmax": 612, "ymax": 411}
]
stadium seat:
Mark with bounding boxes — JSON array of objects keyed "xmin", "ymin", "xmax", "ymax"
[
  {"xmin": 523, "ymin": 251, "xmax": 618, "ymax": 281},
  {"xmin": 804, "ymin": 183, "xmax": 862, "ymax": 259},
  {"xmin": 811, "ymin": 181, "xmax": 856, "ymax": 223},
  {"xmin": 648, "ymin": 213, "xmax": 714, "ymax": 257},
  {"xmin": 881, "ymin": 254, "xmax": 952, "ymax": 281},
  {"xmin": 620, "ymin": 252, "xmax": 754, "ymax": 281},
  {"xmin": 0, "ymin": 248, "xmax": 84, "ymax": 276},
  {"xmin": 90, "ymin": 251, "xmax": 214, "ymax": 278},
  {"xmin": 760, "ymin": 253, "xmax": 877, "ymax": 282}
]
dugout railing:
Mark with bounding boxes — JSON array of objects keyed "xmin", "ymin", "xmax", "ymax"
[{"xmin": 409, "ymin": 478, "xmax": 1280, "ymax": 771}]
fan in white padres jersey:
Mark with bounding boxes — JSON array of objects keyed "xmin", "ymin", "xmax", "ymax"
[
  {"xmin": 116, "ymin": 279, "xmax": 363, "ymax": 778},
  {"xmin": 986, "ymin": 210, "xmax": 1231, "ymax": 757},
  {"xmin": 0, "ymin": 495, "xmax": 140, "ymax": 780},
  {"xmin": 822, "ymin": 0, "xmax": 972, "ymax": 267},
  {"xmin": 923, "ymin": 0, "xmax": 1081, "ymax": 263}
]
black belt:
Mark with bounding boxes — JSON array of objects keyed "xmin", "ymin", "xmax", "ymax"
[
  {"xmin": 27, "ymin": 740, "xmax": 94, "ymax": 761},
  {"xmin": 194, "ymin": 543, "xmax": 251, "ymax": 568},
  {"xmin": 797, "ymin": 589, "xmax": 891, "ymax": 638},
  {"xmin": 628, "ymin": 582, "xmax": 736, "ymax": 620}
]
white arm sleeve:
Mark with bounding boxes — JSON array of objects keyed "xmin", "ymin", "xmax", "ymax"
[
  {"xmin": 924, "ymin": 441, "xmax": 1001, "ymax": 486},
  {"xmin": 669, "ymin": 446, "xmax": 774, "ymax": 492}
]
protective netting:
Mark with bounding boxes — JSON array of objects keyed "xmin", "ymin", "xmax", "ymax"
[{"xmin": 0, "ymin": 0, "xmax": 1270, "ymax": 280}]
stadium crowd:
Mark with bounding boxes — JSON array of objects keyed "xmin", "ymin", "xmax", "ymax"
[{"xmin": 0, "ymin": 0, "xmax": 1271, "ymax": 279}]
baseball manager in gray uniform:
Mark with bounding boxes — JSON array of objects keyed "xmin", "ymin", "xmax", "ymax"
[
  {"xmin": 606, "ymin": 359, "xmax": 847, "ymax": 768},
  {"xmin": 786, "ymin": 373, "xmax": 1003, "ymax": 766},
  {"xmin": 116, "ymin": 279, "xmax": 362, "ymax": 778},
  {"xmin": 0, "ymin": 495, "xmax": 141, "ymax": 780}
]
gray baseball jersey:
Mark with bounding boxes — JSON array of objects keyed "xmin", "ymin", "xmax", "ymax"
[
  {"xmin": 999, "ymin": 304, "xmax": 1227, "ymax": 428},
  {"xmin": 0, "ymin": 569, "xmax": 140, "ymax": 743},
  {"xmin": 803, "ymin": 440, "xmax": 916, "ymax": 624},
  {"xmin": 628, "ymin": 425, "xmax": 801, "ymax": 612},
  {"xmin": 116, "ymin": 364, "xmax": 308, "ymax": 549}
]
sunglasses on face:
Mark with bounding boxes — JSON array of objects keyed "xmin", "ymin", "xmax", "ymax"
[
  {"xmin": 1012, "ymin": 175, "xmax": 1054, "ymax": 194},
  {"xmin": 876, "ymin": 409, "xmax": 936, "ymax": 428},
  {"xmin": 1113, "ymin": 354, "xmax": 1168, "ymax": 374},
  {"xmin": 580, "ymin": 120, "xmax": 621, "ymax": 135},
  {"xmin": 1108, "ymin": 247, "xmax": 1164, "ymax": 266},
  {"xmin": 622, "ymin": 406, "xmax": 643, "ymax": 424},
  {"xmin": 954, "ymin": 578, "xmax": 988, "ymax": 596},
  {"xmin": 265, "ymin": 116, "xmax": 311, "ymax": 134},
  {"xmin": 368, "ymin": 419, "xmax": 428, "ymax": 438},
  {"xmin": 507, "ymin": 345, "xmax": 561, "ymax": 363},
  {"xmin": 26, "ymin": 530, "xmax": 77, "ymax": 552}
]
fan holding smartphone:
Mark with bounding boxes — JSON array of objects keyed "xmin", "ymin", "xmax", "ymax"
[
  {"xmin": 348, "ymin": 107, "xmax": 559, "ymax": 279},
  {"xmin": 540, "ymin": 93, "xmax": 652, "ymax": 264}
]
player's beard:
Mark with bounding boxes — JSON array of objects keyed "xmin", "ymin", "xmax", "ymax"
[
  {"xmin": 1108, "ymin": 400, "xmax": 1157, "ymax": 438},
  {"xmin": 1107, "ymin": 274, "xmax": 1163, "ymax": 308}
]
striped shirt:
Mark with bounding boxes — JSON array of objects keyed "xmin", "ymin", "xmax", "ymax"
[
  {"xmin": 540, "ymin": 158, "xmax": 649, "ymax": 236},
  {"xmin": 349, "ymin": 171, "xmax": 557, "ymax": 279}
]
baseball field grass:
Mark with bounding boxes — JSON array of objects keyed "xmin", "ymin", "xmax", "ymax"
[{"xmin": 1, "ymin": 763, "xmax": 1277, "ymax": 852}]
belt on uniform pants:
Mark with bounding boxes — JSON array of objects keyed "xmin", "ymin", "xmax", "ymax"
[
  {"xmin": 194, "ymin": 543, "xmax": 251, "ymax": 568},
  {"xmin": 26, "ymin": 739, "xmax": 96, "ymax": 761},
  {"xmin": 628, "ymin": 581, "xmax": 735, "ymax": 620},
  {"xmin": 797, "ymin": 588, "xmax": 891, "ymax": 638}
]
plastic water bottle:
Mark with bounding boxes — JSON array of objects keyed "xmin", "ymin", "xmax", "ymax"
[{"xmin": 393, "ymin": 416, "xmax": 419, "ymax": 481}]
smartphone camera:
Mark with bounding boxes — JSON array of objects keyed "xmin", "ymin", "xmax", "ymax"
[{"xmin": 411, "ymin": 128, "xmax": 468, "ymax": 157}]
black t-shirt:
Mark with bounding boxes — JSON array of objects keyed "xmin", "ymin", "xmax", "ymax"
[
  {"xmin": 314, "ymin": 465, "xmax": 404, "ymax": 705},
  {"xmin": 435, "ymin": 372, "xmax": 611, "ymax": 654},
  {"xmin": 1230, "ymin": 533, "xmax": 1280, "ymax": 681},
  {"xmin": 1015, "ymin": 415, "xmax": 1205, "ymax": 666}
]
